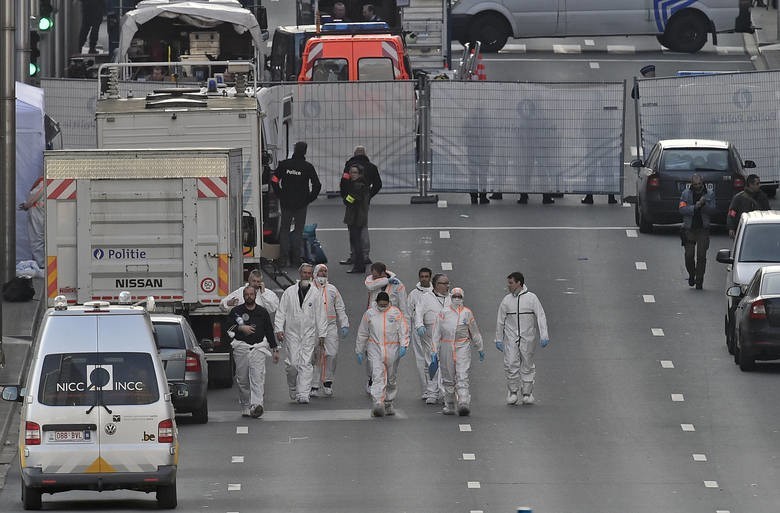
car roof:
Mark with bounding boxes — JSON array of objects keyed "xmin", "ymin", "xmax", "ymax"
[
  {"xmin": 658, "ymin": 139, "xmax": 730, "ymax": 149},
  {"xmin": 758, "ymin": 265, "xmax": 780, "ymax": 275},
  {"xmin": 741, "ymin": 210, "xmax": 780, "ymax": 224},
  {"xmin": 150, "ymin": 313, "xmax": 186, "ymax": 324},
  {"xmin": 49, "ymin": 304, "xmax": 148, "ymax": 316}
]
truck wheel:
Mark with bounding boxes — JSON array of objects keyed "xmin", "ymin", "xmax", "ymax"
[
  {"xmin": 157, "ymin": 482, "xmax": 177, "ymax": 509},
  {"xmin": 191, "ymin": 397, "xmax": 208, "ymax": 424},
  {"xmin": 469, "ymin": 13, "xmax": 510, "ymax": 53},
  {"xmin": 22, "ymin": 482, "xmax": 42, "ymax": 510},
  {"xmin": 664, "ymin": 12, "xmax": 708, "ymax": 53}
]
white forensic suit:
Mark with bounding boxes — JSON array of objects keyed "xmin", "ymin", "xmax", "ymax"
[
  {"xmin": 363, "ymin": 271, "xmax": 409, "ymax": 383},
  {"xmin": 311, "ymin": 273, "xmax": 349, "ymax": 391},
  {"xmin": 495, "ymin": 285, "xmax": 549, "ymax": 397},
  {"xmin": 275, "ymin": 281, "xmax": 328, "ymax": 402},
  {"xmin": 220, "ymin": 284, "xmax": 280, "ymax": 314},
  {"xmin": 24, "ymin": 177, "xmax": 45, "ymax": 267},
  {"xmin": 414, "ymin": 290, "xmax": 451, "ymax": 399},
  {"xmin": 356, "ymin": 304, "xmax": 410, "ymax": 409},
  {"xmin": 407, "ymin": 281, "xmax": 433, "ymax": 398},
  {"xmin": 431, "ymin": 304, "xmax": 483, "ymax": 410}
]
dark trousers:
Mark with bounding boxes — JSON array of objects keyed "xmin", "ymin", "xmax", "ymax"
[
  {"xmin": 683, "ymin": 227, "xmax": 710, "ymax": 285},
  {"xmin": 348, "ymin": 225, "xmax": 365, "ymax": 271},
  {"xmin": 279, "ymin": 206, "xmax": 308, "ymax": 265},
  {"xmin": 79, "ymin": 1, "xmax": 105, "ymax": 50}
]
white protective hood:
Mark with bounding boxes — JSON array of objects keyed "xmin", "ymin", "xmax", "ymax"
[{"xmin": 119, "ymin": 0, "xmax": 263, "ymax": 61}]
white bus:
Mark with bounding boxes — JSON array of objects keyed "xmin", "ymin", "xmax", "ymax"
[{"xmin": 451, "ymin": 0, "xmax": 753, "ymax": 53}]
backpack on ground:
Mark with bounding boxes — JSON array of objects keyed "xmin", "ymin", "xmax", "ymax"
[{"xmin": 2, "ymin": 276, "xmax": 35, "ymax": 302}]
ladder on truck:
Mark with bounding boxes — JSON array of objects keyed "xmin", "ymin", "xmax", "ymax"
[{"xmin": 401, "ymin": 0, "xmax": 447, "ymax": 71}]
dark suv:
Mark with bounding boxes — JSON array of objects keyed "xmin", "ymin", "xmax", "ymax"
[{"xmin": 632, "ymin": 139, "xmax": 754, "ymax": 233}]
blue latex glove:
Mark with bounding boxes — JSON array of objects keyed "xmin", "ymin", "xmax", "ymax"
[
  {"xmin": 540, "ymin": 338, "xmax": 550, "ymax": 348},
  {"xmin": 356, "ymin": 353, "xmax": 363, "ymax": 365},
  {"xmin": 399, "ymin": 346, "xmax": 407, "ymax": 358},
  {"xmin": 416, "ymin": 326, "xmax": 426, "ymax": 337},
  {"xmin": 495, "ymin": 340, "xmax": 504, "ymax": 352},
  {"xmin": 388, "ymin": 277, "xmax": 400, "ymax": 285},
  {"xmin": 340, "ymin": 326, "xmax": 349, "ymax": 338},
  {"xmin": 428, "ymin": 352, "xmax": 439, "ymax": 379},
  {"xmin": 478, "ymin": 350, "xmax": 485, "ymax": 362}
]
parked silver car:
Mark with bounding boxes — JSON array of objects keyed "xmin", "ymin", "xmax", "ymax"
[{"xmin": 151, "ymin": 314, "xmax": 209, "ymax": 424}]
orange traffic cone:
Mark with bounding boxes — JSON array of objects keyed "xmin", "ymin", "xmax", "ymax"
[{"xmin": 476, "ymin": 53, "xmax": 487, "ymax": 81}]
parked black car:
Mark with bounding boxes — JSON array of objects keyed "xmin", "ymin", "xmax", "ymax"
[
  {"xmin": 632, "ymin": 139, "xmax": 754, "ymax": 233},
  {"xmin": 729, "ymin": 265, "xmax": 780, "ymax": 371}
]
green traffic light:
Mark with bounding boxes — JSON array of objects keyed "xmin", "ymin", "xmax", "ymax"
[
  {"xmin": 29, "ymin": 62, "xmax": 40, "ymax": 77},
  {"xmin": 38, "ymin": 17, "xmax": 53, "ymax": 31}
]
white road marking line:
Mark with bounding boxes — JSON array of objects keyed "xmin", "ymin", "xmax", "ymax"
[
  {"xmin": 635, "ymin": 261, "xmax": 647, "ymax": 270},
  {"xmin": 607, "ymin": 44, "xmax": 636, "ymax": 54},
  {"xmin": 463, "ymin": 453, "xmax": 476, "ymax": 460},
  {"xmin": 318, "ymin": 226, "xmax": 640, "ymax": 232},
  {"xmin": 439, "ymin": 230, "xmax": 450, "ymax": 239},
  {"xmin": 717, "ymin": 46, "xmax": 744, "ymax": 55},
  {"xmin": 717, "ymin": 510, "xmax": 732, "ymax": 513},
  {"xmin": 589, "ymin": 62, "xmax": 600, "ymax": 69},
  {"xmin": 228, "ymin": 483, "xmax": 241, "ymax": 491},
  {"xmin": 231, "ymin": 456, "xmax": 244, "ymax": 463},
  {"xmin": 671, "ymin": 394, "xmax": 684, "ymax": 402},
  {"xmin": 626, "ymin": 229, "xmax": 638, "ymax": 237},
  {"xmin": 622, "ymin": 202, "xmax": 631, "ymax": 207},
  {"xmin": 470, "ymin": 511, "xmax": 484, "ymax": 513},
  {"xmin": 681, "ymin": 423, "xmax": 696, "ymax": 432},
  {"xmin": 277, "ymin": 436, "xmax": 310, "ymax": 445},
  {"xmin": 236, "ymin": 426, "xmax": 248, "ymax": 434},
  {"xmin": 437, "ymin": 200, "xmax": 448, "ymax": 208},
  {"xmin": 660, "ymin": 360, "xmax": 674, "ymax": 368},
  {"xmin": 459, "ymin": 424, "xmax": 472, "ymax": 432},
  {"xmin": 584, "ymin": 39, "xmax": 595, "ymax": 46},
  {"xmin": 553, "ymin": 44, "xmax": 582, "ymax": 53},
  {"xmin": 643, "ymin": 295, "xmax": 655, "ymax": 303},
  {"xmin": 441, "ymin": 262, "xmax": 453, "ymax": 271},
  {"xmin": 693, "ymin": 454, "xmax": 708, "ymax": 462},
  {"xmin": 467, "ymin": 481, "xmax": 481, "ymax": 489},
  {"xmin": 704, "ymin": 480, "xmax": 719, "ymax": 488},
  {"xmin": 651, "ymin": 328, "xmax": 665, "ymax": 336},
  {"xmin": 502, "ymin": 43, "xmax": 526, "ymax": 52}
]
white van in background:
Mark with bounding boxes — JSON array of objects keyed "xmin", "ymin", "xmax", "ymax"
[{"xmin": 451, "ymin": 0, "xmax": 753, "ymax": 53}]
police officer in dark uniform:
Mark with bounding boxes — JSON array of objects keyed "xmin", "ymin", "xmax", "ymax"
[{"xmin": 727, "ymin": 174, "xmax": 770, "ymax": 237}]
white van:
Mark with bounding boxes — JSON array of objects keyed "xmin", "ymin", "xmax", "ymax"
[
  {"xmin": 451, "ymin": 0, "xmax": 753, "ymax": 53},
  {"xmin": 2, "ymin": 296, "xmax": 179, "ymax": 510}
]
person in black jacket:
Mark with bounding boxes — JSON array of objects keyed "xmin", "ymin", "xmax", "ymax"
[
  {"xmin": 272, "ymin": 141, "xmax": 322, "ymax": 267},
  {"xmin": 727, "ymin": 174, "xmax": 770, "ymax": 238},
  {"xmin": 339, "ymin": 146, "xmax": 382, "ymax": 266},
  {"xmin": 342, "ymin": 164, "xmax": 370, "ymax": 274}
]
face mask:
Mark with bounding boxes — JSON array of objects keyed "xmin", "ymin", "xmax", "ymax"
[
  {"xmin": 451, "ymin": 298, "xmax": 463, "ymax": 306},
  {"xmin": 300, "ymin": 279, "xmax": 310, "ymax": 287},
  {"xmin": 317, "ymin": 276, "xmax": 327, "ymax": 286},
  {"xmin": 377, "ymin": 304, "xmax": 389, "ymax": 312}
]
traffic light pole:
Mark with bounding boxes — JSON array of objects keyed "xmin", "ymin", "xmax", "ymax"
[
  {"xmin": 1, "ymin": 1, "xmax": 18, "ymax": 325},
  {"xmin": 15, "ymin": 0, "xmax": 30, "ymax": 83}
]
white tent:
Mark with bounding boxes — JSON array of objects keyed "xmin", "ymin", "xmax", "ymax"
[
  {"xmin": 118, "ymin": 0, "xmax": 264, "ymax": 61},
  {"xmin": 15, "ymin": 82, "xmax": 45, "ymax": 264}
]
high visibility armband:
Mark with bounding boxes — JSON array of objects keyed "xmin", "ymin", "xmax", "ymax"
[
  {"xmin": 728, "ymin": 209, "xmax": 737, "ymax": 218},
  {"xmin": 343, "ymin": 173, "xmax": 350, "ymax": 180},
  {"xmin": 679, "ymin": 201, "xmax": 687, "ymax": 208},
  {"xmin": 346, "ymin": 194, "xmax": 355, "ymax": 203}
]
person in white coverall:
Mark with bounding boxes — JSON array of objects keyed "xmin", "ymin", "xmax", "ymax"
[
  {"xmin": 220, "ymin": 269, "xmax": 280, "ymax": 314},
  {"xmin": 311, "ymin": 264, "xmax": 349, "ymax": 397},
  {"xmin": 431, "ymin": 287, "xmax": 484, "ymax": 416},
  {"xmin": 414, "ymin": 273, "xmax": 451, "ymax": 404},
  {"xmin": 355, "ymin": 292, "xmax": 410, "ymax": 417},
  {"xmin": 495, "ymin": 272, "xmax": 550, "ymax": 405},
  {"xmin": 407, "ymin": 267, "xmax": 434, "ymax": 400},
  {"xmin": 363, "ymin": 261, "xmax": 408, "ymax": 392},
  {"xmin": 19, "ymin": 175, "xmax": 45, "ymax": 268},
  {"xmin": 275, "ymin": 263, "xmax": 328, "ymax": 404}
]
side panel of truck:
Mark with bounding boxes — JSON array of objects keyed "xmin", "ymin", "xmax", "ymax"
[{"xmin": 44, "ymin": 149, "xmax": 243, "ymax": 308}]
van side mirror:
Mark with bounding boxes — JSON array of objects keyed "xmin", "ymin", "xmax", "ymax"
[
  {"xmin": 726, "ymin": 286, "xmax": 744, "ymax": 298},
  {"xmin": 2, "ymin": 385, "xmax": 23, "ymax": 402},
  {"xmin": 630, "ymin": 159, "xmax": 643, "ymax": 168},
  {"xmin": 743, "ymin": 160, "xmax": 756, "ymax": 169},
  {"xmin": 716, "ymin": 248, "xmax": 733, "ymax": 264}
]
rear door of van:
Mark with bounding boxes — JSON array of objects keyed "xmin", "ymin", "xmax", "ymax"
[{"xmin": 562, "ymin": 0, "xmax": 657, "ymax": 35}]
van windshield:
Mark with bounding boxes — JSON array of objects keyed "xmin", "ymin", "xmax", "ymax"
[
  {"xmin": 38, "ymin": 352, "xmax": 160, "ymax": 406},
  {"xmin": 739, "ymin": 224, "xmax": 780, "ymax": 263}
]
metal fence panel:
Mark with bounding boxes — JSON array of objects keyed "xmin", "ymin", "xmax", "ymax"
[
  {"xmin": 638, "ymin": 70, "xmax": 780, "ymax": 184},
  {"xmin": 429, "ymin": 81, "xmax": 625, "ymax": 194}
]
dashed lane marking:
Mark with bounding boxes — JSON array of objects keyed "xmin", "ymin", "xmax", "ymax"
[
  {"xmin": 651, "ymin": 328, "xmax": 665, "ymax": 336},
  {"xmin": 437, "ymin": 200, "xmax": 448, "ymax": 208},
  {"xmin": 554, "ymin": 44, "xmax": 582, "ymax": 53},
  {"xmin": 635, "ymin": 261, "xmax": 647, "ymax": 270},
  {"xmin": 589, "ymin": 62, "xmax": 600, "ymax": 69},
  {"xmin": 441, "ymin": 262, "xmax": 453, "ymax": 271},
  {"xmin": 660, "ymin": 360, "xmax": 674, "ymax": 368},
  {"xmin": 463, "ymin": 453, "xmax": 476, "ymax": 460},
  {"xmin": 671, "ymin": 394, "xmax": 684, "ymax": 402},
  {"xmin": 231, "ymin": 456, "xmax": 244, "ymax": 463},
  {"xmin": 584, "ymin": 39, "xmax": 595, "ymax": 46},
  {"xmin": 626, "ymin": 229, "xmax": 638, "ymax": 237},
  {"xmin": 236, "ymin": 426, "xmax": 248, "ymax": 434},
  {"xmin": 214, "ymin": 409, "xmax": 407, "ymax": 422},
  {"xmin": 681, "ymin": 424, "xmax": 696, "ymax": 432},
  {"xmin": 227, "ymin": 484, "xmax": 241, "ymax": 491},
  {"xmin": 607, "ymin": 44, "xmax": 635, "ymax": 53},
  {"xmin": 459, "ymin": 424, "xmax": 472, "ymax": 432},
  {"xmin": 693, "ymin": 454, "xmax": 708, "ymax": 462},
  {"xmin": 643, "ymin": 295, "xmax": 655, "ymax": 303},
  {"xmin": 440, "ymin": 230, "xmax": 450, "ymax": 239},
  {"xmin": 467, "ymin": 481, "xmax": 481, "ymax": 489},
  {"xmin": 704, "ymin": 480, "xmax": 719, "ymax": 488}
]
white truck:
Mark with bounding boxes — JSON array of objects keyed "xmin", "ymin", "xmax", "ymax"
[{"xmin": 44, "ymin": 148, "xmax": 246, "ymax": 388}]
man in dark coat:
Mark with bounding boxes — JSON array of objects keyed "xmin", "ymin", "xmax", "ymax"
[
  {"xmin": 339, "ymin": 146, "xmax": 381, "ymax": 266},
  {"xmin": 342, "ymin": 164, "xmax": 370, "ymax": 274},
  {"xmin": 272, "ymin": 141, "xmax": 322, "ymax": 267},
  {"xmin": 727, "ymin": 174, "xmax": 770, "ymax": 238}
]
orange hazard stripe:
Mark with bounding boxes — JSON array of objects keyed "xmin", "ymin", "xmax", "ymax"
[
  {"xmin": 218, "ymin": 254, "xmax": 229, "ymax": 296},
  {"xmin": 47, "ymin": 256, "xmax": 57, "ymax": 298}
]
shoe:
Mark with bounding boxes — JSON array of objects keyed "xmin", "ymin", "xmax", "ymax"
[
  {"xmin": 695, "ymin": 283, "xmax": 703, "ymax": 290},
  {"xmin": 347, "ymin": 268, "xmax": 365, "ymax": 274},
  {"xmin": 522, "ymin": 394, "xmax": 535, "ymax": 405},
  {"xmin": 365, "ymin": 378, "xmax": 372, "ymax": 395},
  {"xmin": 339, "ymin": 258, "xmax": 352, "ymax": 265},
  {"xmin": 322, "ymin": 381, "xmax": 333, "ymax": 397},
  {"xmin": 371, "ymin": 403, "xmax": 385, "ymax": 417},
  {"xmin": 425, "ymin": 396, "xmax": 438, "ymax": 405},
  {"xmin": 542, "ymin": 195, "xmax": 555, "ymax": 204},
  {"xmin": 581, "ymin": 195, "xmax": 594, "ymax": 204},
  {"xmin": 88, "ymin": 47, "xmax": 97, "ymax": 54},
  {"xmin": 297, "ymin": 395, "xmax": 310, "ymax": 404},
  {"xmin": 289, "ymin": 388, "xmax": 297, "ymax": 400},
  {"xmin": 479, "ymin": 196, "xmax": 490, "ymax": 204},
  {"xmin": 310, "ymin": 387, "xmax": 320, "ymax": 397},
  {"xmin": 517, "ymin": 194, "xmax": 529, "ymax": 204},
  {"xmin": 384, "ymin": 402, "xmax": 395, "ymax": 416},
  {"xmin": 470, "ymin": 193, "xmax": 478, "ymax": 204},
  {"xmin": 250, "ymin": 404, "xmax": 264, "ymax": 418},
  {"xmin": 506, "ymin": 390, "xmax": 519, "ymax": 405},
  {"xmin": 608, "ymin": 194, "xmax": 618, "ymax": 204},
  {"xmin": 489, "ymin": 193, "xmax": 503, "ymax": 200},
  {"xmin": 457, "ymin": 404, "xmax": 471, "ymax": 416},
  {"xmin": 241, "ymin": 407, "xmax": 251, "ymax": 417},
  {"xmin": 688, "ymin": 276, "xmax": 695, "ymax": 287},
  {"xmin": 443, "ymin": 403, "xmax": 456, "ymax": 415}
]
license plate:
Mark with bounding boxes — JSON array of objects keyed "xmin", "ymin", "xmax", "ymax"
[
  {"xmin": 677, "ymin": 182, "xmax": 716, "ymax": 192},
  {"xmin": 47, "ymin": 430, "xmax": 92, "ymax": 443}
]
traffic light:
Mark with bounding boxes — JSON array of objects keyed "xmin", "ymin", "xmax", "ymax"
[
  {"xmin": 38, "ymin": 0, "xmax": 54, "ymax": 31},
  {"xmin": 29, "ymin": 31, "xmax": 41, "ymax": 77}
]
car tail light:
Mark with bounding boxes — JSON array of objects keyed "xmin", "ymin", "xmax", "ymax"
[
  {"xmin": 25, "ymin": 421, "xmax": 41, "ymax": 445},
  {"xmin": 647, "ymin": 174, "xmax": 660, "ymax": 191},
  {"xmin": 185, "ymin": 350, "xmax": 202, "ymax": 373},
  {"xmin": 158, "ymin": 419, "xmax": 174, "ymax": 443},
  {"xmin": 212, "ymin": 321, "xmax": 221, "ymax": 347},
  {"xmin": 732, "ymin": 175, "xmax": 745, "ymax": 191},
  {"xmin": 263, "ymin": 229, "xmax": 273, "ymax": 236},
  {"xmin": 750, "ymin": 299, "xmax": 767, "ymax": 320}
]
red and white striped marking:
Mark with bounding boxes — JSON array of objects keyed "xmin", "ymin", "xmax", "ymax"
[
  {"xmin": 47, "ymin": 179, "xmax": 76, "ymax": 200},
  {"xmin": 381, "ymin": 41, "xmax": 401, "ymax": 78},
  {"xmin": 198, "ymin": 177, "xmax": 228, "ymax": 198},
  {"xmin": 302, "ymin": 43, "xmax": 324, "ymax": 80}
]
